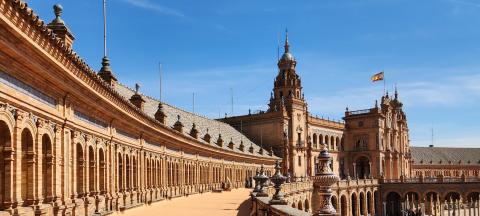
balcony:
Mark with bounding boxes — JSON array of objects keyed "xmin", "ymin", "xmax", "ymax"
[{"xmin": 296, "ymin": 140, "xmax": 305, "ymax": 148}]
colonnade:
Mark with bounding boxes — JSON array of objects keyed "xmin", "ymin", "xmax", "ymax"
[{"xmin": 0, "ymin": 105, "xmax": 265, "ymax": 216}]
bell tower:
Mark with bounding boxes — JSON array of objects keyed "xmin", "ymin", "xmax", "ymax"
[
  {"xmin": 268, "ymin": 30, "xmax": 305, "ymax": 112},
  {"xmin": 269, "ymin": 30, "xmax": 309, "ymax": 178}
]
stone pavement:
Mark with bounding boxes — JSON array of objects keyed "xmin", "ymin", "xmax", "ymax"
[{"xmin": 112, "ymin": 188, "xmax": 252, "ymax": 216}]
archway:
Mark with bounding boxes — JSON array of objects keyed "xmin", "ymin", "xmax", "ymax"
[
  {"xmin": 0, "ymin": 121, "xmax": 12, "ymax": 209},
  {"xmin": 425, "ymin": 192, "xmax": 439, "ymax": 215},
  {"xmin": 41, "ymin": 134, "xmax": 53, "ymax": 202},
  {"xmin": 355, "ymin": 156, "xmax": 370, "ymax": 179},
  {"xmin": 331, "ymin": 195, "xmax": 338, "ymax": 213},
  {"xmin": 405, "ymin": 191, "xmax": 420, "ymax": 212},
  {"xmin": 467, "ymin": 192, "xmax": 480, "ymax": 201},
  {"xmin": 340, "ymin": 195, "xmax": 348, "ymax": 216},
  {"xmin": 88, "ymin": 146, "xmax": 95, "ymax": 194},
  {"xmin": 126, "ymin": 156, "xmax": 130, "ymax": 190},
  {"xmin": 304, "ymin": 199, "xmax": 310, "ymax": 212},
  {"xmin": 367, "ymin": 191, "xmax": 372, "ymax": 215},
  {"xmin": 351, "ymin": 193, "xmax": 357, "ymax": 216},
  {"xmin": 133, "ymin": 157, "xmax": 137, "ymax": 189},
  {"xmin": 386, "ymin": 192, "xmax": 401, "ymax": 216},
  {"xmin": 359, "ymin": 192, "xmax": 365, "ymax": 216},
  {"xmin": 21, "ymin": 129, "xmax": 34, "ymax": 205},
  {"xmin": 76, "ymin": 143, "xmax": 84, "ymax": 197},
  {"xmin": 445, "ymin": 191, "xmax": 460, "ymax": 201},
  {"xmin": 99, "ymin": 149, "xmax": 106, "ymax": 193},
  {"xmin": 118, "ymin": 153, "xmax": 123, "ymax": 192},
  {"xmin": 374, "ymin": 190, "xmax": 379, "ymax": 215},
  {"xmin": 297, "ymin": 200, "xmax": 303, "ymax": 211}
]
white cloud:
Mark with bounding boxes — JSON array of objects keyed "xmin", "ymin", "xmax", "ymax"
[{"xmin": 123, "ymin": 0, "xmax": 186, "ymax": 18}]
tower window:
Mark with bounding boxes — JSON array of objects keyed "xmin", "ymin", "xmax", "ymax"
[
  {"xmin": 298, "ymin": 156, "xmax": 302, "ymax": 166},
  {"xmin": 279, "ymin": 91, "xmax": 283, "ymax": 98}
]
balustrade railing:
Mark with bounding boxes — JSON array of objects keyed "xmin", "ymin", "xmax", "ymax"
[{"xmin": 381, "ymin": 176, "xmax": 480, "ymax": 184}]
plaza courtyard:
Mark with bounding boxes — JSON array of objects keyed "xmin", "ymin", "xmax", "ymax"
[{"xmin": 111, "ymin": 189, "xmax": 252, "ymax": 216}]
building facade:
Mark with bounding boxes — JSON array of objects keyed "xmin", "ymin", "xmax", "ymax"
[
  {"xmin": 0, "ymin": 1, "xmax": 277, "ymax": 216},
  {"xmin": 0, "ymin": 1, "xmax": 479, "ymax": 216}
]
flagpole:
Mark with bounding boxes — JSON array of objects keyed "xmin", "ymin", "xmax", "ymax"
[{"xmin": 383, "ymin": 70, "xmax": 386, "ymax": 96}]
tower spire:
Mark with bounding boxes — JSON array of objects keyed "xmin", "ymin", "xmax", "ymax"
[
  {"xmin": 284, "ymin": 29, "xmax": 289, "ymax": 53},
  {"xmin": 394, "ymin": 83, "xmax": 398, "ymax": 99}
]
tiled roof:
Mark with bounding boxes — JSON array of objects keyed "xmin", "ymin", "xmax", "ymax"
[
  {"xmin": 115, "ymin": 84, "xmax": 276, "ymax": 159},
  {"xmin": 411, "ymin": 147, "xmax": 480, "ymax": 166}
]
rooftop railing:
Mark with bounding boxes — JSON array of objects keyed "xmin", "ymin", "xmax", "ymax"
[
  {"xmin": 381, "ymin": 176, "xmax": 480, "ymax": 184},
  {"xmin": 346, "ymin": 108, "xmax": 372, "ymax": 116}
]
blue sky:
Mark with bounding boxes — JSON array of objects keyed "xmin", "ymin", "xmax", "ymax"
[{"xmin": 27, "ymin": 0, "xmax": 480, "ymax": 148}]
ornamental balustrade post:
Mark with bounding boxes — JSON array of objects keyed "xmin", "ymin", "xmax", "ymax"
[
  {"xmin": 313, "ymin": 144, "xmax": 339, "ymax": 216},
  {"xmin": 255, "ymin": 165, "xmax": 269, "ymax": 197},
  {"xmin": 253, "ymin": 169, "xmax": 261, "ymax": 193},
  {"xmin": 269, "ymin": 161, "xmax": 287, "ymax": 205}
]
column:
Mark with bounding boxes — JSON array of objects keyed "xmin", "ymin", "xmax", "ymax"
[{"xmin": 352, "ymin": 163, "xmax": 356, "ymax": 179}]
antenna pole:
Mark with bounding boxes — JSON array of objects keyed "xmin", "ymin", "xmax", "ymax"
[
  {"xmin": 103, "ymin": 0, "xmax": 107, "ymax": 57},
  {"xmin": 230, "ymin": 87, "xmax": 233, "ymax": 116},
  {"xmin": 431, "ymin": 126, "xmax": 434, "ymax": 147},
  {"xmin": 192, "ymin": 92, "xmax": 195, "ymax": 114},
  {"xmin": 159, "ymin": 62, "xmax": 162, "ymax": 102}
]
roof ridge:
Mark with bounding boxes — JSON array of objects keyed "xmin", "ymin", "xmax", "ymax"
[{"xmin": 117, "ymin": 82, "xmax": 221, "ymax": 122}]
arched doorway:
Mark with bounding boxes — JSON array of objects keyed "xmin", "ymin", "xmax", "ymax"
[
  {"xmin": 99, "ymin": 149, "xmax": 106, "ymax": 193},
  {"xmin": 355, "ymin": 156, "xmax": 370, "ymax": 179},
  {"xmin": 304, "ymin": 199, "xmax": 310, "ymax": 212},
  {"xmin": 340, "ymin": 195, "xmax": 348, "ymax": 216},
  {"xmin": 359, "ymin": 192, "xmax": 365, "ymax": 216},
  {"xmin": 386, "ymin": 192, "xmax": 401, "ymax": 216},
  {"xmin": 88, "ymin": 146, "xmax": 95, "ymax": 195},
  {"xmin": 405, "ymin": 192, "xmax": 420, "ymax": 213},
  {"xmin": 351, "ymin": 193, "xmax": 357, "ymax": 216},
  {"xmin": 367, "ymin": 191, "xmax": 373, "ymax": 215},
  {"xmin": 374, "ymin": 190, "xmax": 380, "ymax": 214},
  {"xmin": 445, "ymin": 192, "xmax": 460, "ymax": 201},
  {"xmin": 76, "ymin": 143, "xmax": 84, "ymax": 197},
  {"xmin": 467, "ymin": 192, "xmax": 480, "ymax": 201},
  {"xmin": 0, "ymin": 121, "xmax": 12, "ymax": 210},
  {"xmin": 331, "ymin": 195, "xmax": 338, "ymax": 213},
  {"xmin": 118, "ymin": 153, "xmax": 123, "ymax": 192},
  {"xmin": 41, "ymin": 134, "xmax": 53, "ymax": 202},
  {"xmin": 21, "ymin": 129, "xmax": 34, "ymax": 205},
  {"xmin": 125, "ymin": 156, "xmax": 130, "ymax": 190},
  {"xmin": 425, "ymin": 192, "xmax": 439, "ymax": 215}
]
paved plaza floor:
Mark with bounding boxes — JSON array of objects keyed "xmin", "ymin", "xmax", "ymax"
[{"xmin": 112, "ymin": 188, "xmax": 252, "ymax": 216}]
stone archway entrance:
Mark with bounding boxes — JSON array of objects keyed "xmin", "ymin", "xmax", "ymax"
[{"xmin": 386, "ymin": 192, "xmax": 401, "ymax": 216}]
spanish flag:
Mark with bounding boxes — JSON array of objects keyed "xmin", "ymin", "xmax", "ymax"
[{"xmin": 371, "ymin": 71, "xmax": 384, "ymax": 82}]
